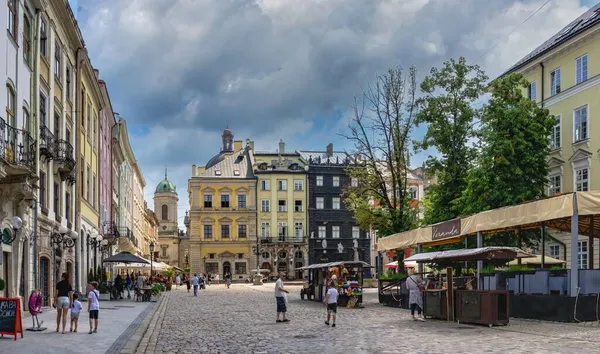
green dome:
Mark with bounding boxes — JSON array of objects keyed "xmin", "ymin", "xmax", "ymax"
[{"xmin": 156, "ymin": 168, "xmax": 176, "ymax": 193}]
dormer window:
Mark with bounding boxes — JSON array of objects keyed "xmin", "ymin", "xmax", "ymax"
[
  {"xmin": 215, "ymin": 170, "xmax": 222, "ymax": 176},
  {"xmin": 233, "ymin": 170, "xmax": 240, "ymax": 176}
]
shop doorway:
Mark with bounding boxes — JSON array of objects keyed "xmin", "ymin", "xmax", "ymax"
[
  {"xmin": 223, "ymin": 261, "xmax": 231, "ymax": 277},
  {"xmin": 40, "ymin": 256, "xmax": 50, "ymax": 306}
]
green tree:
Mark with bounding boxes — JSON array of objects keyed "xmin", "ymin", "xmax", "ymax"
[
  {"xmin": 415, "ymin": 57, "xmax": 488, "ymax": 224},
  {"xmin": 459, "ymin": 73, "xmax": 555, "ymax": 246},
  {"xmin": 342, "ymin": 66, "xmax": 419, "ymax": 237}
]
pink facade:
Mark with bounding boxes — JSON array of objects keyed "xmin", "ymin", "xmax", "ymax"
[{"xmin": 99, "ymin": 80, "xmax": 115, "ymax": 232}]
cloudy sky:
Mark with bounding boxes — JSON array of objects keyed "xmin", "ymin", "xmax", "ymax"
[{"xmin": 72, "ymin": 0, "xmax": 596, "ymax": 226}]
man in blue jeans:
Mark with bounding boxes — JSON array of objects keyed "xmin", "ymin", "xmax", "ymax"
[
  {"xmin": 192, "ymin": 274, "xmax": 199, "ymax": 296},
  {"xmin": 274, "ymin": 272, "xmax": 290, "ymax": 323}
]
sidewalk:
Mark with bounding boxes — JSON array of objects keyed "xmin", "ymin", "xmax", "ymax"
[{"xmin": 0, "ymin": 298, "xmax": 154, "ymax": 354}]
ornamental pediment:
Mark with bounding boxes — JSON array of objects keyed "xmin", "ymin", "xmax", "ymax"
[
  {"xmin": 236, "ymin": 187, "xmax": 249, "ymax": 193},
  {"xmin": 219, "ymin": 187, "xmax": 232, "ymax": 193},
  {"xmin": 236, "ymin": 217, "xmax": 248, "ymax": 223},
  {"xmin": 569, "ymin": 148, "xmax": 592, "ymax": 163},
  {"xmin": 547, "ymin": 156, "xmax": 565, "ymax": 168},
  {"xmin": 202, "ymin": 217, "xmax": 215, "ymax": 223},
  {"xmin": 219, "ymin": 217, "xmax": 233, "ymax": 223},
  {"xmin": 202, "ymin": 187, "xmax": 215, "ymax": 194},
  {"xmin": 218, "ymin": 251, "xmax": 237, "ymax": 258}
]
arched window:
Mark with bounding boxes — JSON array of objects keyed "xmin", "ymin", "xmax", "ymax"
[
  {"xmin": 161, "ymin": 204, "xmax": 168, "ymax": 221},
  {"xmin": 6, "ymin": 85, "xmax": 15, "ymax": 127}
]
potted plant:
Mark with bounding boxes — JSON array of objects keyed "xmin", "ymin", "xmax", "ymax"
[
  {"xmin": 549, "ymin": 266, "xmax": 567, "ymax": 277},
  {"xmin": 97, "ymin": 282, "xmax": 110, "ymax": 301},
  {"xmin": 0, "ymin": 277, "xmax": 5, "ymax": 292},
  {"xmin": 150, "ymin": 284, "xmax": 162, "ymax": 302}
]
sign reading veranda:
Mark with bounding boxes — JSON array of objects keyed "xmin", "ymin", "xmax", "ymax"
[{"xmin": 432, "ymin": 219, "xmax": 461, "ymax": 241}]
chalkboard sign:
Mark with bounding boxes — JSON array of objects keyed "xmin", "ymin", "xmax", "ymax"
[{"xmin": 0, "ymin": 298, "xmax": 23, "ymax": 340}]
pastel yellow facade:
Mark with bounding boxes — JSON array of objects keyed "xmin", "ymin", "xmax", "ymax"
[
  {"xmin": 502, "ymin": 7, "xmax": 600, "ymax": 269},
  {"xmin": 188, "ymin": 131, "xmax": 257, "ymax": 280}
]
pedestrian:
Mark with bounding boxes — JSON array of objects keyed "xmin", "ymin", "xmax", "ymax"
[
  {"xmin": 406, "ymin": 268, "xmax": 425, "ymax": 322},
  {"xmin": 185, "ymin": 275, "xmax": 191, "ymax": 292},
  {"xmin": 126, "ymin": 273, "xmax": 132, "ymax": 299},
  {"xmin": 54, "ymin": 272, "xmax": 73, "ymax": 334},
  {"xmin": 207, "ymin": 272, "xmax": 212, "ymax": 286},
  {"xmin": 87, "ymin": 281, "xmax": 101, "ymax": 334},
  {"xmin": 274, "ymin": 272, "xmax": 290, "ymax": 323},
  {"xmin": 225, "ymin": 272, "xmax": 231, "ymax": 288},
  {"xmin": 324, "ymin": 281, "xmax": 338, "ymax": 327},
  {"xmin": 214, "ymin": 273, "xmax": 220, "ymax": 285},
  {"xmin": 136, "ymin": 272, "xmax": 145, "ymax": 290},
  {"xmin": 115, "ymin": 274, "xmax": 124, "ymax": 299},
  {"xmin": 70, "ymin": 293, "xmax": 83, "ymax": 332},
  {"xmin": 175, "ymin": 274, "xmax": 181, "ymax": 289},
  {"xmin": 192, "ymin": 274, "xmax": 199, "ymax": 296}
]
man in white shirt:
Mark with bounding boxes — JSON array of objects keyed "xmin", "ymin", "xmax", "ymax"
[
  {"xmin": 324, "ymin": 281, "xmax": 339, "ymax": 327},
  {"xmin": 274, "ymin": 272, "xmax": 289, "ymax": 323}
]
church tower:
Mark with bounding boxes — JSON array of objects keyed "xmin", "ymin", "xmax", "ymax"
[{"xmin": 153, "ymin": 168, "xmax": 182, "ymax": 267}]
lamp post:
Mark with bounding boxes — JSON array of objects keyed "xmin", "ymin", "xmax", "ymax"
[
  {"xmin": 87, "ymin": 231, "xmax": 102, "ymax": 280},
  {"xmin": 149, "ymin": 241, "xmax": 155, "ymax": 281},
  {"xmin": 50, "ymin": 225, "xmax": 78, "ymax": 286},
  {"xmin": 203, "ymin": 255, "xmax": 208, "ymax": 274}
]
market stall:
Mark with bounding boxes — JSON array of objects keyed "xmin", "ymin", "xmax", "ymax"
[
  {"xmin": 298, "ymin": 261, "xmax": 370, "ymax": 308},
  {"xmin": 405, "ymin": 247, "xmax": 533, "ymax": 326}
]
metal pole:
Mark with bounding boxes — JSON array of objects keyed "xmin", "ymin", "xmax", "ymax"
[
  {"xmin": 541, "ymin": 224, "xmax": 546, "ymax": 268},
  {"xmin": 94, "ymin": 243, "xmax": 98, "ymax": 280},
  {"xmin": 570, "ymin": 193, "xmax": 579, "ymax": 296},
  {"xmin": 477, "ymin": 232, "xmax": 483, "ymax": 289},
  {"xmin": 33, "ymin": 199, "xmax": 38, "ymax": 289},
  {"xmin": 256, "ymin": 234, "xmax": 260, "ymax": 274}
]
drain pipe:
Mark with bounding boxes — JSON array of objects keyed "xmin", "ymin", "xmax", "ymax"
[
  {"xmin": 32, "ymin": 199, "xmax": 38, "ymax": 289},
  {"xmin": 539, "ymin": 62, "xmax": 545, "ymax": 107}
]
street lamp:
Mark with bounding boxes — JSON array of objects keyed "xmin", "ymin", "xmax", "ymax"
[
  {"xmin": 87, "ymin": 230, "xmax": 102, "ymax": 280},
  {"xmin": 50, "ymin": 225, "xmax": 77, "ymax": 286},
  {"xmin": 149, "ymin": 241, "xmax": 155, "ymax": 281}
]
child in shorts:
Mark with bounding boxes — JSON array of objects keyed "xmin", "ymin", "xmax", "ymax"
[
  {"xmin": 70, "ymin": 293, "xmax": 83, "ymax": 332},
  {"xmin": 324, "ymin": 281, "xmax": 339, "ymax": 327}
]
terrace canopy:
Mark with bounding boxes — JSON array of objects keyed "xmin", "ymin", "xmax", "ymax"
[
  {"xmin": 404, "ymin": 247, "xmax": 533, "ymax": 263},
  {"xmin": 376, "ymin": 191, "xmax": 600, "ymax": 296}
]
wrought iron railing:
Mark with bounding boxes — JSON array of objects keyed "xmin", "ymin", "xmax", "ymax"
[
  {"xmin": 39, "ymin": 125, "xmax": 55, "ymax": 160},
  {"xmin": 0, "ymin": 117, "xmax": 36, "ymax": 170},
  {"xmin": 54, "ymin": 139, "xmax": 75, "ymax": 169},
  {"xmin": 260, "ymin": 236, "xmax": 306, "ymax": 244},
  {"xmin": 118, "ymin": 227, "xmax": 138, "ymax": 248}
]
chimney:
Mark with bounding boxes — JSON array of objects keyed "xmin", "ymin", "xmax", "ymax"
[
  {"xmin": 326, "ymin": 143, "xmax": 333, "ymax": 157},
  {"xmin": 93, "ymin": 69, "xmax": 99, "ymax": 78},
  {"xmin": 234, "ymin": 140, "xmax": 242, "ymax": 151},
  {"xmin": 279, "ymin": 139, "xmax": 285, "ymax": 154},
  {"xmin": 192, "ymin": 164, "xmax": 197, "ymax": 177}
]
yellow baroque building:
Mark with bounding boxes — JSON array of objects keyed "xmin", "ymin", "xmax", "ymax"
[
  {"xmin": 254, "ymin": 140, "xmax": 308, "ymax": 279},
  {"xmin": 188, "ymin": 129, "xmax": 257, "ymax": 281},
  {"xmin": 499, "ymin": 5, "xmax": 600, "ymax": 269}
]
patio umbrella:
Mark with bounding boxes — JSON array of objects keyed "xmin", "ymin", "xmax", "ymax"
[{"xmin": 102, "ymin": 252, "xmax": 150, "ymax": 264}]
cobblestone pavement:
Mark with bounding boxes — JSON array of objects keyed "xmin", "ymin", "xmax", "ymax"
[
  {"xmin": 141, "ymin": 284, "xmax": 600, "ymax": 354},
  {"xmin": 0, "ymin": 298, "xmax": 153, "ymax": 354}
]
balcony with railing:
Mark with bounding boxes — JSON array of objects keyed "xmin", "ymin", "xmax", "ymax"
[
  {"xmin": 54, "ymin": 139, "xmax": 75, "ymax": 180},
  {"xmin": 118, "ymin": 227, "xmax": 139, "ymax": 253},
  {"xmin": 260, "ymin": 236, "xmax": 306, "ymax": 244},
  {"xmin": 39, "ymin": 125, "xmax": 55, "ymax": 161},
  {"xmin": 0, "ymin": 117, "xmax": 36, "ymax": 174},
  {"xmin": 66, "ymin": 164, "xmax": 76, "ymax": 186}
]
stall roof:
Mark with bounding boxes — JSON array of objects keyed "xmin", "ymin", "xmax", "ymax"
[
  {"xmin": 404, "ymin": 247, "xmax": 533, "ymax": 263},
  {"xmin": 377, "ymin": 191, "xmax": 600, "ymax": 251},
  {"xmin": 297, "ymin": 261, "xmax": 371, "ymax": 270}
]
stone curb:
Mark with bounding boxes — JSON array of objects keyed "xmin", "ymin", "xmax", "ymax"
[
  {"xmin": 133, "ymin": 290, "xmax": 171, "ymax": 354},
  {"xmin": 119, "ymin": 292, "xmax": 170, "ymax": 354}
]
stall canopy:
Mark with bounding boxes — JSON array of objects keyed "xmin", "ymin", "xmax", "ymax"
[
  {"xmin": 113, "ymin": 260, "xmax": 170, "ymax": 271},
  {"xmin": 508, "ymin": 255, "xmax": 565, "ymax": 266},
  {"xmin": 404, "ymin": 247, "xmax": 533, "ymax": 263},
  {"xmin": 383, "ymin": 261, "xmax": 417, "ymax": 269},
  {"xmin": 297, "ymin": 261, "xmax": 371, "ymax": 270},
  {"xmin": 103, "ymin": 252, "xmax": 149, "ymax": 264}
]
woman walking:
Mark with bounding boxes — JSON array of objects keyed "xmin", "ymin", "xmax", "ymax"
[
  {"xmin": 185, "ymin": 275, "xmax": 191, "ymax": 293},
  {"xmin": 225, "ymin": 272, "xmax": 232, "ymax": 288},
  {"xmin": 406, "ymin": 269, "xmax": 425, "ymax": 321},
  {"xmin": 175, "ymin": 274, "xmax": 182, "ymax": 289}
]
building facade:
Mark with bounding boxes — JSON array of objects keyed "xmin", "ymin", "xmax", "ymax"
[
  {"xmin": 113, "ymin": 118, "xmax": 137, "ymax": 254},
  {"xmin": 188, "ymin": 129, "xmax": 256, "ymax": 281},
  {"xmin": 298, "ymin": 145, "xmax": 370, "ymax": 271},
  {"xmin": 254, "ymin": 140, "xmax": 308, "ymax": 280},
  {"xmin": 154, "ymin": 170, "xmax": 184, "ymax": 267},
  {"xmin": 143, "ymin": 204, "xmax": 159, "ymax": 260},
  {"xmin": 501, "ymin": 4, "xmax": 600, "ymax": 269},
  {"xmin": 132, "ymin": 161, "xmax": 145, "ymax": 255}
]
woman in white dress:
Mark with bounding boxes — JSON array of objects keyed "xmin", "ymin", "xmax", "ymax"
[
  {"xmin": 175, "ymin": 274, "xmax": 182, "ymax": 288},
  {"xmin": 406, "ymin": 268, "xmax": 425, "ymax": 321}
]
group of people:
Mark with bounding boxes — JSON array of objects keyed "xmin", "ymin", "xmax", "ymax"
[
  {"xmin": 173, "ymin": 271, "xmax": 234, "ymax": 293},
  {"xmin": 53, "ymin": 272, "xmax": 100, "ymax": 334},
  {"xmin": 113, "ymin": 272, "xmax": 149, "ymax": 299}
]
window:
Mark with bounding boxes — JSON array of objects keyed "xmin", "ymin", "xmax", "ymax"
[
  {"xmin": 39, "ymin": 93, "xmax": 47, "ymax": 126},
  {"xmin": 214, "ymin": 170, "xmax": 222, "ymax": 176},
  {"xmin": 528, "ymin": 81, "xmax": 536, "ymax": 101},
  {"xmin": 54, "ymin": 111, "xmax": 60, "ymax": 139},
  {"xmin": 333, "ymin": 176, "xmax": 340, "ymax": 187},
  {"xmin": 576, "ymin": 54, "xmax": 588, "ymax": 84},
  {"xmin": 54, "ymin": 41, "xmax": 62, "ymax": 80},
  {"xmin": 278, "ymin": 200, "xmax": 287, "ymax": 212},
  {"xmin": 203, "ymin": 194, "xmax": 213, "ymax": 208},
  {"xmin": 578, "ymin": 240, "xmax": 588, "ymax": 269},
  {"xmin": 233, "ymin": 170, "xmax": 240, "ymax": 176},
  {"xmin": 40, "ymin": 18, "xmax": 47, "ymax": 57},
  {"xmin": 161, "ymin": 247, "xmax": 167, "ymax": 258},
  {"xmin": 409, "ymin": 186, "xmax": 418, "ymax": 199},
  {"xmin": 235, "ymin": 262, "xmax": 247, "ymax": 274},
  {"xmin": 316, "ymin": 197, "xmax": 324, "ymax": 209},
  {"xmin": 221, "ymin": 224, "xmax": 230, "ymax": 239},
  {"xmin": 261, "ymin": 200, "xmax": 270, "ymax": 212},
  {"xmin": 332, "ymin": 226, "xmax": 340, "ymax": 238},
  {"xmin": 351, "ymin": 178, "xmax": 358, "ymax": 187},
  {"xmin": 40, "ymin": 172, "xmax": 47, "ymax": 208},
  {"xmin": 238, "ymin": 224, "xmax": 247, "ymax": 238},
  {"xmin": 86, "ymin": 100, "xmax": 91, "ymax": 138},
  {"xmin": 550, "ymin": 116, "xmax": 561, "ymax": 149},
  {"xmin": 294, "ymin": 180, "xmax": 303, "ymax": 191},
  {"xmin": 575, "ymin": 168, "xmax": 589, "ymax": 192},
  {"xmin": 53, "ymin": 183, "xmax": 60, "ymax": 213},
  {"xmin": 220, "ymin": 194, "xmax": 230, "ymax": 208},
  {"xmin": 352, "ymin": 226, "xmax": 360, "ymax": 239},
  {"xmin": 65, "ymin": 191, "xmax": 71, "ymax": 222},
  {"xmin": 549, "ymin": 245, "xmax": 560, "ymax": 259},
  {"xmin": 550, "ymin": 68, "xmax": 561, "ymax": 96},
  {"xmin": 278, "ymin": 222, "xmax": 287, "ymax": 240},
  {"xmin": 80, "ymin": 89, "xmax": 85, "ymax": 127},
  {"xmin": 316, "ymin": 176, "xmax": 323, "ymax": 186},
  {"xmin": 23, "ymin": 15, "xmax": 32, "ymax": 66},
  {"xmin": 237, "ymin": 194, "xmax": 247, "ymax": 208},
  {"xmin": 237, "ymin": 253, "xmax": 244, "ymax": 260},
  {"xmin": 6, "ymin": 86, "xmax": 15, "ymax": 127},
  {"xmin": 294, "ymin": 222, "xmax": 303, "ymax": 240},
  {"xmin": 66, "ymin": 128, "xmax": 71, "ymax": 144},
  {"xmin": 161, "ymin": 204, "xmax": 168, "ymax": 220},
  {"xmin": 7, "ymin": 0, "xmax": 17, "ymax": 38},
  {"xmin": 86, "ymin": 165, "xmax": 91, "ymax": 200},
  {"xmin": 80, "ymin": 158, "xmax": 85, "ymax": 196},
  {"xmin": 277, "ymin": 180, "xmax": 287, "ymax": 191},
  {"xmin": 261, "ymin": 180, "xmax": 270, "ymax": 191},
  {"xmin": 23, "ymin": 108, "xmax": 30, "ymax": 133},
  {"xmin": 574, "ymin": 105, "xmax": 588, "ymax": 142},
  {"xmin": 294, "ymin": 200, "xmax": 303, "ymax": 212},
  {"xmin": 66, "ymin": 65, "xmax": 72, "ymax": 101},
  {"xmin": 318, "ymin": 225, "xmax": 326, "ymax": 238},
  {"xmin": 93, "ymin": 113, "xmax": 97, "ymax": 147},
  {"xmin": 92, "ymin": 174, "xmax": 96, "ymax": 207},
  {"xmin": 203, "ymin": 225, "xmax": 213, "ymax": 239},
  {"xmin": 332, "ymin": 197, "xmax": 340, "ymax": 210},
  {"xmin": 261, "ymin": 222, "xmax": 270, "ymax": 238},
  {"xmin": 548, "ymin": 175, "xmax": 561, "ymax": 196}
]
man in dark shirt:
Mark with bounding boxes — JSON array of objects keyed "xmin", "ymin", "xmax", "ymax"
[{"xmin": 54, "ymin": 272, "xmax": 73, "ymax": 333}]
